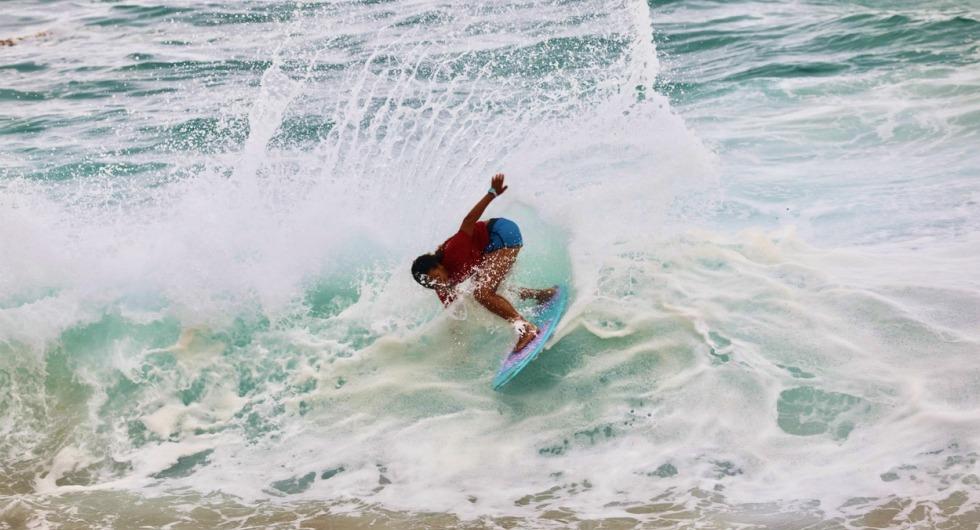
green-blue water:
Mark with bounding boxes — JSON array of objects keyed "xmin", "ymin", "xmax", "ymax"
[{"xmin": 1, "ymin": 1, "xmax": 978, "ymax": 528}]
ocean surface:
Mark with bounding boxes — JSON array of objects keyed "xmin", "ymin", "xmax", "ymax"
[{"xmin": 1, "ymin": 1, "xmax": 979, "ymax": 528}]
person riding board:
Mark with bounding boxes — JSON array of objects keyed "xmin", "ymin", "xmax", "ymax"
[{"xmin": 411, "ymin": 174, "xmax": 555, "ymax": 352}]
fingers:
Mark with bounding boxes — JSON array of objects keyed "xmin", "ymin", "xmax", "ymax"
[{"xmin": 491, "ymin": 173, "xmax": 506, "ymax": 194}]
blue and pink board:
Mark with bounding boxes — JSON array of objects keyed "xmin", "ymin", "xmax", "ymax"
[{"xmin": 492, "ymin": 285, "xmax": 569, "ymax": 390}]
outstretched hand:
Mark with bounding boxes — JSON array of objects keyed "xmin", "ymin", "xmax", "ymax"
[
  {"xmin": 491, "ymin": 173, "xmax": 508, "ymax": 196},
  {"xmin": 460, "ymin": 173, "xmax": 508, "ymax": 235}
]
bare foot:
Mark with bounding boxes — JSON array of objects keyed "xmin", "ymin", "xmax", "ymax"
[
  {"xmin": 534, "ymin": 287, "xmax": 557, "ymax": 304},
  {"xmin": 512, "ymin": 321, "xmax": 539, "ymax": 353},
  {"xmin": 518, "ymin": 287, "xmax": 557, "ymax": 304}
]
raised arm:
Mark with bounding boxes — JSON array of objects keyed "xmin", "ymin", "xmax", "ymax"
[{"xmin": 459, "ymin": 173, "xmax": 507, "ymax": 235}]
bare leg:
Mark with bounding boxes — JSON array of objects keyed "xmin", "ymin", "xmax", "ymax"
[{"xmin": 473, "ymin": 247, "xmax": 538, "ymax": 352}]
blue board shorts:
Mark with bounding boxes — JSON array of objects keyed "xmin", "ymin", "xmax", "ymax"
[{"xmin": 485, "ymin": 218, "xmax": 523, "ymax": 253}]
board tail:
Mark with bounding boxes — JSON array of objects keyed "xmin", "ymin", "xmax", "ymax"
[{"xmin": 492, "ymin": 285, "xmax": 568, "ymax": 390}]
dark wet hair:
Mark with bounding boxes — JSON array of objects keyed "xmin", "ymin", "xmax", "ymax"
[{"xmin": 411, "ymin": 253, "xmax": 441, "ymax": 288}]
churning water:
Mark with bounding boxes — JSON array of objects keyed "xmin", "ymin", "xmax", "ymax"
[{"xmin": 1, "ymin": 0, "xmax": 978, "ymax": 528}]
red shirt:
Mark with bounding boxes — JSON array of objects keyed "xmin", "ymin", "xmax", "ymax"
[{"xmin": 436, "ymin": 221, "xmax": 489, "ymax": 304}]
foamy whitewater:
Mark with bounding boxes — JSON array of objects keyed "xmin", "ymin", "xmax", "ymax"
[{"xmin": 1, "ymin": 0, "xmax": 978, "ymax": 528}]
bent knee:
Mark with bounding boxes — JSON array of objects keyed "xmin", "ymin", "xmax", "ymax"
[{"xmin": 473, "ymin": 286, "xmax": 497, "ymax": 301}]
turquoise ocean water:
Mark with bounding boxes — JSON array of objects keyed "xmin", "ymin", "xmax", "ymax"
[{"xmin": 1, "ymin": 1, "xmax": 978, "ymax": 528}]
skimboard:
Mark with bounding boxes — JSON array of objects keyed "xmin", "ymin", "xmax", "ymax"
[{"xmin": 492, "ymin": 285, "xmax": 568, "ymax": 390}]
